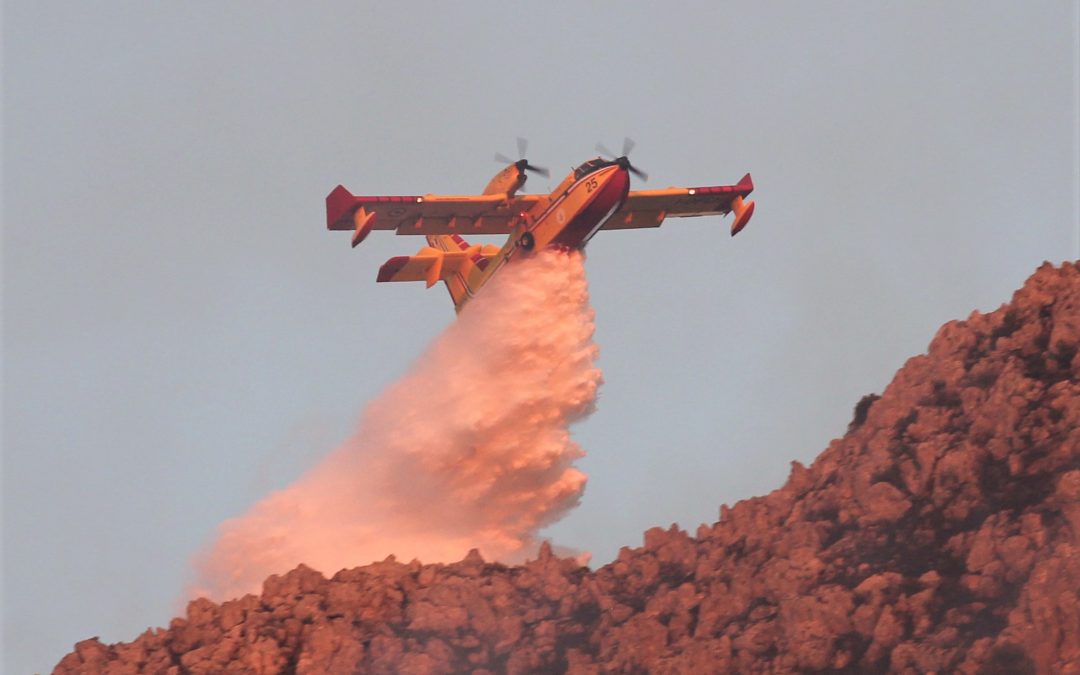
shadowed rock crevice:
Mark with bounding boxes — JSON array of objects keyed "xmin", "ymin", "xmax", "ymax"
[{"xmin": 55, "ymin": 262, "xmax": 1080, "ymax": 674}]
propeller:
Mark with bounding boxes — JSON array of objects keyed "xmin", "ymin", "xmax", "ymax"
[
  {"xmin": 595, "ymin": 137, "xmax": 648, "ymax": 181},
  {"xmin": 494, "ymin": 137, "xmax": 550, "ymax": 178}
]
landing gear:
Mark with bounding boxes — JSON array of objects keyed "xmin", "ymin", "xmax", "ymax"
[{"xmin": 518, "ymin": 231, "xmax": 535, "ymax": 251}]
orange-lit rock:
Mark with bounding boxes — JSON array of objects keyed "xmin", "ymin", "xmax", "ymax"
[{"xmin": 54, "ymin": 262, "xmax": 1080, "ymax": 674}]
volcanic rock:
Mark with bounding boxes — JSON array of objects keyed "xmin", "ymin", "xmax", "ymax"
[{"xmin": 55, "ymin": 261, "xmax": 1080, "ymax": 674}]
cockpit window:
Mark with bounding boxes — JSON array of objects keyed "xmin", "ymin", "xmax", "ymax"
[{"xmin": 573, "ymin": 158, "xmax": 608, "ymax": 180}]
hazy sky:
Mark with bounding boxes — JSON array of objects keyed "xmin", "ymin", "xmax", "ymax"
[{"xmin": 4, "ymin": 2, "xmax": 1077, "ymax": 673}]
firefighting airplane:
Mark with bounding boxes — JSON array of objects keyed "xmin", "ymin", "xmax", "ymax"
[{"xmin": 326, "ymin": 139, "xmax": 754, "ymax": 312}]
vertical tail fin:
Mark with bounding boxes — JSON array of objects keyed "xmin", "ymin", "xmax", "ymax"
[{"xmin": 426, "ymin": 234, "xmax": 478, "ymax": 312}]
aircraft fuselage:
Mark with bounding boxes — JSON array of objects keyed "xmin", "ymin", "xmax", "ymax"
[
  {"xmin": 467, "ymin": 162, "xmax": 630, "ymax": 289},
  {"xmin": 531, "ymin": 164, "xmax": 630, "ymax": 250}
]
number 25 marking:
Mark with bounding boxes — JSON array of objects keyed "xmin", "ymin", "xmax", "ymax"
[{"xmin": 586, "ymin": 178, "xmax": 599, "ymax": 193}]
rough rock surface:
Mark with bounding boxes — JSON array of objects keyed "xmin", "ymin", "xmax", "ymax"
[{"xmin": 56, "ymin": 262, "xmax": 1080, "ymax": 674}]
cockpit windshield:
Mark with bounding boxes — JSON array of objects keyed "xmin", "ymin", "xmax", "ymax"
[{"xmin": 573, "ymin": 158, "xmax": 609, "ymax": 180}]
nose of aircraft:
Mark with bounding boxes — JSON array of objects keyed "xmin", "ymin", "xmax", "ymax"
[
  {"xmin": 596, "ymin": 140, "xmax": 648, "ymax": 182},
  {"xmin": 614, "ymin": 155, "xmax": 648, "ymax": 182}
]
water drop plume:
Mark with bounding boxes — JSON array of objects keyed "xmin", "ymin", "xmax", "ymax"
[{"xmin": 191, "ymin": 249, "xmax": 601, "ymax": 600}]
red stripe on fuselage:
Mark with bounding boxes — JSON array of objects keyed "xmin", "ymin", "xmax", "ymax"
[{"xmin": 550, "ymin": 168, "xmax": 630, "ymax": 249}]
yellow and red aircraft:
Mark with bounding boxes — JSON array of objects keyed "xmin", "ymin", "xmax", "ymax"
[{"xmin": 326, "ymin": 139, "xmax": 754, "ymax": 312}]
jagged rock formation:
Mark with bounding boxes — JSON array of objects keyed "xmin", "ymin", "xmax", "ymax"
[{"xmin": 56, "ymin": 262, "xmax": 1080, "ymax": 674}]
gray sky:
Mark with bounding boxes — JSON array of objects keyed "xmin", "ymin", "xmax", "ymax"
[{"xmin": 4, "ymin": 2, "xmax": 1077, "ymax": 673}]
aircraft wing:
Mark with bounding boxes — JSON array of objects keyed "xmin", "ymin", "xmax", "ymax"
[
  {"xmin": 603, "ymin": 173, "xmax": 755, "ymax": 236},
  {"xmin": 327, "ymin": 185, "xmax": 542, "ymax": 247}
]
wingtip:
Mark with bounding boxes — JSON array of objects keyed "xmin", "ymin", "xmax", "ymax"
[{"xmin": 326, "ymin": 185, "xmax": 359, "ymax": 230}]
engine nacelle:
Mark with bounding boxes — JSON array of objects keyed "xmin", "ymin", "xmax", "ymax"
[{"xmin": 482, "ymin": 163, "xmax": 526, "ymax": 197}]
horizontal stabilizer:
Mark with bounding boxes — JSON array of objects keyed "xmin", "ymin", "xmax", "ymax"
[
  {"xmin": 377, "ymin": 249, "xmax": 471, "ymax": 288},
  {"xmin": 377, "ymin": 242, "xmax": 502, "ymax": 287}
]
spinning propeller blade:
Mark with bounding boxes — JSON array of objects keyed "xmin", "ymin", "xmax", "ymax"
[
  {"xmin": 494, "ymin": 138, "xmax": 549, "ymax": 178},
  {"xmin": 596, "ymin": 137, "xmax": 648, "ymax": 182},
  {"xmin": 523, "ymin": 162, "xmax": 550, "ymax": 178}
]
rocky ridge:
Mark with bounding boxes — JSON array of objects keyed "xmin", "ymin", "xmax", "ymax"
[{"xmin": 56, "ymin": 262, "xmax": 1080, "ymax": 674}]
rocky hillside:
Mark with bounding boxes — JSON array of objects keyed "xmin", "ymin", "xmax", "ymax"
[{"xmin": 56, "ymin": 262, "xmax": 1079, "ymax": 674}]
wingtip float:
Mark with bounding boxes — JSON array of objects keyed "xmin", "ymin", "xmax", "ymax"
[{"xmin": 326, "ymin": 142, "xmax": 755, "ymax": 312}]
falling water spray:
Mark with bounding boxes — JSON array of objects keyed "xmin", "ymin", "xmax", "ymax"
[{"xmin": 191, "ymin": 249, "xmax": 601, "ymax": 600}]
